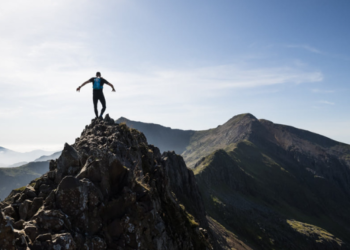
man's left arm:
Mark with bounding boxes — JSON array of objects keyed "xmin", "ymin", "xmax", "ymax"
[{"xmin": 103, "ymin": 78, "xmax": 116, "ymax": 92}]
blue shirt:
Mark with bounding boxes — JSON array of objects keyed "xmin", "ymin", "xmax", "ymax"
[{"xmin": 89, "ymin": 77, "xmax": 108, "ymax": 90}]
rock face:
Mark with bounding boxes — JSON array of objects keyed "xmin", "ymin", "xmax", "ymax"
[
  {"xmin": 161, "ymin": 152, "xmax": 208, "ymax": 229},
  {"xmin": 0, "ymin": 115, "xmax": 212, "ymax": 250}
]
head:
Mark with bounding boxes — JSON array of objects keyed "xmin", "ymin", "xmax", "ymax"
[{"xmin": 96, "ymin": 72, "xmax": 101, "ymax": 77}]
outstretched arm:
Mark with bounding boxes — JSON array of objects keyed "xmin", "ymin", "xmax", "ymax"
[
  {"xmin": 77, "ymin": 80, "xmax": 91, "ymax": 92},
  {"xmin": 106, "ymin": 82, "xmax": 116, "ymax": 92}
]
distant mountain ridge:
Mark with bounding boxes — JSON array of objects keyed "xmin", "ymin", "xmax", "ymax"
[
  {"xmin": 0, "ymin": 147, "xmax": 55, "ymax": 167},
  {"xmin": 116, "ymin": 117, "xmax": 195, "ymax": 154},
  {"xmin": 0, "ymin": 161, "xmax": 50, "ymax": 200},
  {"xmin": 0, "ymin": 147, "xmax": 9, "ymax": 152},
  {"xmin": 0, "ymin": 152, "xmax": 62, "ymax": 199},
  {"xmin": 34, "ymin": 151, "xmax": 62, "ymax": 162}
]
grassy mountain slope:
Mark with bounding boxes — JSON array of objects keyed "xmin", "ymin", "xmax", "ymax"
[
  {"xmin": 191, "ymin": 114, "xmax": 350, "ymax": 248},
  {"xmin": 0, "ymin": 161, "xmax": 49, "ymax": 200},
  {"xmin": 183, "ymin": 114, "xmax": 258, "ymax": 168},
  {"xmin": 194, "ymin": 140, "xmax": 350, "ymax": 249}
]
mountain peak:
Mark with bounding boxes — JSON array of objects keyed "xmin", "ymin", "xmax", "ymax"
[
  {"xmin": 0, "ymin": 115, "xmax": 212, "ymax": 250},
  {"xmin": 221, "ymin": 113, "xmax": 258, "ymax": 128},
  {"xmin": 116, "ymin": 116, "xmax": 130, "ymax": 123},
  {"xmin": 234, "ymin": 113, "xmax": 257, "ymax": 120},
  {"xmin": 0, "ymin": 146, "xmax": 8, "ymax": 152}
]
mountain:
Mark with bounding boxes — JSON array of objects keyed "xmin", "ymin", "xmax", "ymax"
[
  {"xmin": 116, "ymin": 117, "xmax": 195, "ymax": 154},
  {"xmin": 117, "ymin": 114, "xmax": 350, "ymax": 249},
  {"xmin": 0, "ymin": 153, "xmax": 62, "ymax": 200},
  {"xmin": 0, "ymin": 115, "xmax": 216, "ymax": 250},
  {"xmin": 5, "ymin": 161, "xmax": 28, "ymax": 168},
  {"xmin": 2, "ymin": 114, "xmax": 349, "ymax": 249},
  {"xmin": 0, "ymin": 147, "xmax": 14, "ymax": 167},
  {"xmin": 193, "ymin": 114, "xmax": 350, "ymax": 248},
  {"xmin": 0, "ymin": 147, "xmax": 10, "ymax": 152},
  {"xmin": 0, "ymin": 161, "xmax": 50, "ymax": 200},
  {"xmin": 34, "ymin": 151, "xmax": 62, "ymax": 162},
  {"xmin": 0, "ymin": 147, "xmax": 55, "ymax": 167}
]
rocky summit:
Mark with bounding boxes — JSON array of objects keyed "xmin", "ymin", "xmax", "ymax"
[{"xmin": 0, "ymin": 115, "xmax": 213, "ymax": 250}]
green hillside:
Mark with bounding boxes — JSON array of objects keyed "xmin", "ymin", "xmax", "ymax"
[
  {"xmin": 183, "ymin": 114, "xmax": 258, "ymax": 168},
  {"xmin": 194, "ymin": 140, "xmax": 350, "ymax": 249},
  {"xmin": 0, "ymin": 161, "xmax": 49, "ymax": 200}
]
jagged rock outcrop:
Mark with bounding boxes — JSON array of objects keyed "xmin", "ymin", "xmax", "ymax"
[
  {"xmin": 161, "ymin": 152, "xmax": 208, "ymax": 229},
  {"xmin": 0, "ymin": 115, "xmax": 212, "ymax": 250}
]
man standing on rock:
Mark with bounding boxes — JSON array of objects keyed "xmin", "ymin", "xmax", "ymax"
[{"xmin": 77, "ymin": 72, "xmax": 116, "ymax": 119}]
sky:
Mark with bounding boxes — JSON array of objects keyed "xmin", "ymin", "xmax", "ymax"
[{"xmin": 1, "ymin": 0, "xmax": 350, "ymax": 152}]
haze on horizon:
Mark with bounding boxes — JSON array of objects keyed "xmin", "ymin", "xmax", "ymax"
[{"xmin": 1, "ymin": 0, "xmax": 350, "ymax": 152}]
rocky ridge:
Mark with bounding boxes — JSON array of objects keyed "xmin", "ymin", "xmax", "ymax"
[{"xmin": 0, "ymin": 115, "xmax": 212, "ymax": 250}]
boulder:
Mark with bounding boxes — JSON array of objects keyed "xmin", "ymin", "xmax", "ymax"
[
  {"xmin": 23, "ymin": 222, "xmax": 38, "ymax": 242},
  {"xmin": 27, "ymin": 197, "xmax": 44, "ymax": 219},
  {"xmin": 52, "ymin": 233, "xmax": 76, "ymax": 250},
  {"xmin": 14, "ymin": 233, "xmax": 28, "ymax": 250},
  {"xmin": 89, "ymin": 236, "xmax": 107, "ymax": 250},
  {"xmin": 49, "ymin": 159, "xmax": 57, "ymax": 171},
  {"xmin": 0, "ymin": 211, "xmax": 16, "ymax": 250},
  {"xmin": 56, "ymin": 177, "xmax": 88, "ymax": 216},
  {"xmin": 35, "ymin": 233, "xmax": 52, "ymax": 242},
  {"xmin": 24, "ymin": 186, "xmax": 37, "ymax": 199},
  {"xmin": 34, "ymin": 209, "xmax": 70, "ymax": 232},
  {"xmin": 44, "ymin": 190, "xmax": 56, "ymax": 207},
  {"xmin": 47, "ymin": 170, "xmax": 56, "ymax": 180},
  {"xmin": 38, "ymin": 184, "xmax": 52, "ymax": 198},
  {"xmin": 56, "ymin": 176, "xmax": 103, "ymax": 218},
  {"xmin": 74, "ymin": 209, "xmax": 102, "ymax": 235},
  {"xmin": 55, "ymin": 143, "xmax": 80, "ymax": 184},
  {"xmin": 13, "ymin": 220, "xmax": 25, "ymax": 230},
  {"xmin": 76, "ymin": 158, "xmax": 102, "ymax": 183},
  {"xmin": 3, "ymin": 205, "xmax": 17, "ymax": 220},
  {"xmin": 19, "ymin": 199, "xmax": 32, "ymax": 220}
]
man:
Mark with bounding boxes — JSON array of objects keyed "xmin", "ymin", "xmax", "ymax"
[{"xmin": 77, "ymin": 72, "xmax": 115, "ymax": 119}]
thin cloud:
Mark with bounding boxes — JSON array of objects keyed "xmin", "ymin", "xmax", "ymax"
[
  {"xmin": 312, "ymin": 89, "xmax": 335, "ymax": 93},
  {"xmin": 286, "ymin": 44, "xmax": 323, "ymax": 54},
  {"xmin": 286, "ymin": 44, "xmax": 350, "ymax": 61},
  {"xmin": 318, "ymin": 100, "xmax": 335, "ymax": 105}
]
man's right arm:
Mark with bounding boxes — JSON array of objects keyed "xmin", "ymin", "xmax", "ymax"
[{"xmin": 77, "ymin": 78, "xmax": 93, "ymax": 92}]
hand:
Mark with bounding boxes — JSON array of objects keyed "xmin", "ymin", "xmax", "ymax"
[{"xmin": 76, "ymin": 86, "xmax": 81, "ymax": 92}]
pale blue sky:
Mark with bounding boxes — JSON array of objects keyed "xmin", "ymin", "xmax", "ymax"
[{"xmin": 0, "ymin": 0, "xmax": 349, "ymax": 152}]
